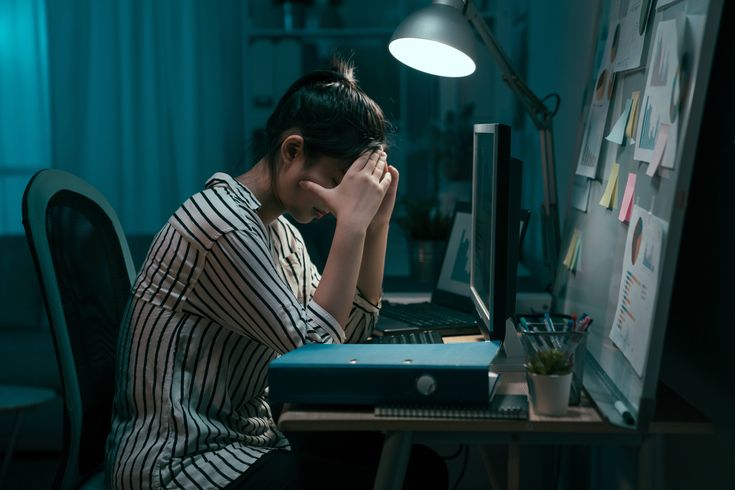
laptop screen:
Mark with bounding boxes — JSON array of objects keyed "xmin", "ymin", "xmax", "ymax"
[
  {"xmin": 435, "ymin": 207, "xmax": 472, "ymax": 299},
  {"xmin": 433, "ymin": 204, "xmax": 529, "ymax": 309}
]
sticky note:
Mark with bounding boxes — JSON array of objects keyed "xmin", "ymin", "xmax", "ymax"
[
  {"xmin": 646, "ymin": 124, "xmax": 670, "ymax": 177},
  {"xmin": 626, "ymin": 91, "xmax": 641, "ymax": 141},
  {"xmin": 572, "ymin": 177, "xmax": 591, "ymax": 213},
  {"xmin": 606, "ymin": 97, "xmax": 633, "ymax": 145},
  {"xmin": 618, "ymin": 173, "xmax": 637, "ymax": 222},
  {"xmin": 599, "ymin": 163, "xmax": 620, "ymax": 209},
  {"xmin": 563, "ymin": 229, "xmax": 580, "ymax": 269},
  {"xmin": 571, "ymin": 232, "xmax": 583, "ymax": 272}
]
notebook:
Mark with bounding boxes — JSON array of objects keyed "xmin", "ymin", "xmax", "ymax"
[
  {"xmin": 374, "ymin": 205, "xmax": 531, "ymax": 343},
  {"xmin": 377, "ymin": 203, "xmax": 478, "ymax": 337},
  {"xmin": 374, "ymin": 394, "xmax": 528, "ymax": 420}
]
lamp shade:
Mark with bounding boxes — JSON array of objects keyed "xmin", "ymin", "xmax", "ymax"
[{"xmin": 389, "ymin": 2, "xmax": 476, "ymax": 78}]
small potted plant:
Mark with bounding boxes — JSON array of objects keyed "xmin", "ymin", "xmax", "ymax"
[
  {"xmin": 525, "ymin": 348, "xmax": 573, "ymax": 416},
  {"xmin": 396, "ymin": 197, "xmax": 452, "ymax": 284}
]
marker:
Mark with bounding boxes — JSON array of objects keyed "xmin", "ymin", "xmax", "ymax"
[{"xmin": 614, "ymin": 400, "xmax": 635, "ymax": 425}]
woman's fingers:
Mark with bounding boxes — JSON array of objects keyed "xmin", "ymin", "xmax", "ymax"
[
  {"xmin": 352, "ymin": 151, "xmax": 373, "ymax": 172},
  {"xmin": 351, "ymin": 148, "xmax": 386, "ymax": 177},
  {"xmin": 299, "ymin": 179, "xmax": 322, "ymax": 194},
  {"xmin": 364, "ymin": 150, "xmax": 381, "ymax": 175},
  {"xmin": 379, "ymin": 169, "xmax": 393, "ymax": 192},
  {"xmin": 373, "ymin": 151, "xmax": 388, "ymax": 177}
]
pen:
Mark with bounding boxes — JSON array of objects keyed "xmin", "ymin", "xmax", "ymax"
[
  {"xmin": 543, "ymin": 313, "xmax": 555, "ymax": 332},
  {"xmin": 519, "ymin": 317, "xmax": 530, "ymax": 332},
  {"xmin": 614, "ymin": 400, "xmax": 635, "ymax": 425},
  {"xmin": 578, "ymin": 317, "xmax": 594, "ymax": 332}
]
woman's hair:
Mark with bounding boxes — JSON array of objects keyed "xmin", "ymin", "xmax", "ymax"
[{"xmin": 262, "ymin": 56, "xmax": 389, "ymax": 184}]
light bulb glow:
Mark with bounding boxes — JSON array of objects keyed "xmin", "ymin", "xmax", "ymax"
[{"xmin": 389, "ymin": 37, "xmax": 476, "ymax": 78}]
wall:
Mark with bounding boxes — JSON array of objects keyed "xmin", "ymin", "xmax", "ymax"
[{"xmin": 436, "ymin": 0, "xmax": 601, "ymax": 285}]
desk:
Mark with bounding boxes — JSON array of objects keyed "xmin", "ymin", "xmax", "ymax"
[{"xmin": 278, "ymin": 372, "xmax": 713, "ymax": 490}]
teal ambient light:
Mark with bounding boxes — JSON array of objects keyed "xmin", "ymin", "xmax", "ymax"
[{"xmin": 389, "ymin": 0, "xmax": 562, "ymax": 276}]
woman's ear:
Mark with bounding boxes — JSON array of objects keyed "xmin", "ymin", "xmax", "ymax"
[{"xmin": 280, "ymin": 133, "xmax": 305, "ymax": 169}]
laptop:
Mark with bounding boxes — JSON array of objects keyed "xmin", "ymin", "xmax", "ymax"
[
  {"xmin": 369, "ymin": 204, "xmax": 531, "ymax": 344},
  {"xmin": 373, "ymin": 203, "xmax": 478, "ymax": 340}
]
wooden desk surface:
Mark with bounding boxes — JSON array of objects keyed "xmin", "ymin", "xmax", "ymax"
[
  {"xmin": 278, "ymin": 372, "xmax": 714, "ymax": 438},
  {"xmin": 279, "ymin": 372, "xmax": 626, "ymax": 434}
]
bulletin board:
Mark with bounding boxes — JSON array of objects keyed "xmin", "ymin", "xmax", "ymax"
[{"xmin": 553, "ymin": 0, "xmax": 723, "ymax": 429}]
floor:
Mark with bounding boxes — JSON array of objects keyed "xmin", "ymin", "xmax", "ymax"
[
  {"xmin": 0, "ymin": 448, "xmax": 491, "ymax": 490},
  {"xmin": 0, "ymin": 444, "xmax": 568, "ymax": 490},
  {"xmin": 2, "ymin": 451, "xmax": 58, "ymax": 490}
]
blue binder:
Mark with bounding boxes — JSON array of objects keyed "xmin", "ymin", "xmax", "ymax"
[{"xmin": 269, "ymin": 341, "xmax": 501, "ymax": 418}]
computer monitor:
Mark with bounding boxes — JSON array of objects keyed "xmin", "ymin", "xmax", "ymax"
[{"xmin": 469, "ymin": 123, "xmax": 522, "ymax": 341}]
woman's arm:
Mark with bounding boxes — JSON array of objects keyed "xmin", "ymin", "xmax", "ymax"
[
  {"xmin": 302, "ymin": 150, "xmax": 392, "ymax": 327},
  {"xmin": 356, "ymin": 165, "xmax": 399, "ymax": 305}
]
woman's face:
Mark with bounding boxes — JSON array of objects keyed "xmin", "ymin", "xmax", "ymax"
[{"xmin": 277, "ymin": 153, "xmax": 350, "ymax": 224}]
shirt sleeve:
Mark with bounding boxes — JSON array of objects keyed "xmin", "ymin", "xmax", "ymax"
[
  {"xmin": 185, "ymin": 228, "xmax": 345, "ymax": 353},
  {"xmin": 306, "ymin": 258, "xmax": 380, "ymax": 344}
]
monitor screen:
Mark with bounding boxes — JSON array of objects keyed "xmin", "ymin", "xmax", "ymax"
[{"xmin": 470, "ymin": 123, "xmax": 522, "ymax": 340}]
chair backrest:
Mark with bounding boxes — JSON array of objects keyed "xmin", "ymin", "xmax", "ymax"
[{"xmin": 22, "ymin": 169, "xmax": 135, "ymax": 490}]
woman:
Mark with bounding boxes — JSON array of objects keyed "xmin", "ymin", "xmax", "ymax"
[{"xmin": 106, "ymin": 59, "xmax": 448, "ymax": 489}]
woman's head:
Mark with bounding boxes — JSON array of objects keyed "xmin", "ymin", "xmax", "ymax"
[{"xmin": 262, "ymin": 57, "xmax": 388, "ymax": 188}]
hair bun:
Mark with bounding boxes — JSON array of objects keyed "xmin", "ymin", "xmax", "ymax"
[{"xmin": 329, "ymin": 55, "xmax": 357, "ymax": 86}]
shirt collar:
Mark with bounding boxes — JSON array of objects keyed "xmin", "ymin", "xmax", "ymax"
[{"xmin": 205, "ymin": 172, "xmax": 261, "ymax": 211}]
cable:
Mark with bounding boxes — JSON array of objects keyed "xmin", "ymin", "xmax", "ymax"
[
  {"xmin": 440, "ymin": 444, "xmax": 465, "ymax": 460},
  {"xmin": 451, "ymin": 445, "xmax": 469, "ymax": 490},
  {"xmin": 553, "ymin": 445, "xmax": 563, "ymax": 490},
  {"xmin": 541, "ymin": 92, "xmax": 562, "ymax": 117}
]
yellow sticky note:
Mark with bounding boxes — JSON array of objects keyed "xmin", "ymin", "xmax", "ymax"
[
  {"xmin": 571, "ymin": 231, "xmax": 583, "ymax": 271},
  {"xmin": 599, "ymin": 163, "xmax": 620, "ymax": 209},
  {"xmin": 626, "ymin": 91, "xmax": 640, "ymax": 140},
  {"xmin": 563, "ymin": 229, "xmax": 580, "ymax": 269}
]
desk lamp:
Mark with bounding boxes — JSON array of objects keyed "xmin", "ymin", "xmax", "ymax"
[{"xmin": 389, "ymin": 0, "xmax": 561, "ymax": 277}]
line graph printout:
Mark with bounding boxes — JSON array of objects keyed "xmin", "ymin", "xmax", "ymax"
[{"xmin": 634, "ymin": 19, "xmax": 680, "ymax": 166}]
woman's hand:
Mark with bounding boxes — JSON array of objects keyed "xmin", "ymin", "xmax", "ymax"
[
  {"xmin": 369, "ymin": 163, "xmax": 399, "ymax": 233},
  {"xmin": 299, "ymin": 149, "xmax": 392, "ymax": 232}
]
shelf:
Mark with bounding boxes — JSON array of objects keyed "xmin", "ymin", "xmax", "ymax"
[{"xmin": 246, "ymin": 27, "xmax": 395, "ymax": 42}]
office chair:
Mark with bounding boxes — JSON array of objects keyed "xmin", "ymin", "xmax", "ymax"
[{"xmin": 22, "ymin": 169, "xmax": 135, "ymax": 490}]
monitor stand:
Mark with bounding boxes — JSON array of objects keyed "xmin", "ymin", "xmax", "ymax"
[{"xmin": 491, "ymin": 318, "xmax": 526, "ymax": 372}]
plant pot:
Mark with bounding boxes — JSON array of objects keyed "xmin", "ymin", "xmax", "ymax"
[
  {"xmin": 526, "ymin": 372, "xmax": 572, "ymax": 416},
  {"xmin": 409, "ymin": 240, "xmax": 446, "ymax": 286}
]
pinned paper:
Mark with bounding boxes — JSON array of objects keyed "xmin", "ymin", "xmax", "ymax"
[
  {"xmin": 634, "ymin": 21, "xmax": 678, "ymax": 164},
  {"xmin": 571, "ymin": 231, "xmax": 583, "ymax": 272},
  {"xmin": 606, "ymin": 97, "xmax": 633, "ymax": 145},
  {"xmin": 572, "ymin": 177, "xmax": 591, "ymax": 212},
  {"xmin": 626, "ymin": 91, "xmax": 640, "ymax": 141},
  {"xmin": 618, "ymin": 173, "xmax": 637, "ymax": 222},
  {"xmin": 599, "ymin": 163, "xmax": 620, "ymax": 209},
  {"xmin": 563, "ymin": 229, "xmax": 580, "ymax": 269},
  {"xmin": 646, "ymin": 124, "xmax": 670, "ymax": 177}
]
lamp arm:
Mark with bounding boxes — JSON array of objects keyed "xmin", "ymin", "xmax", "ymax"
[
  {"xmin": 463, "ymin": 0, "xmax": 561, "ymax": 274},
  {"xmin": 463, "ymin": 1, "xmax": 552, "ymax": 130}
]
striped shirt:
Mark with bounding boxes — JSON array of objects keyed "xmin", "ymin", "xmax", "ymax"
[{"xmin": 105, "ymin": 173, "xmax": 379, "ymax": 490}]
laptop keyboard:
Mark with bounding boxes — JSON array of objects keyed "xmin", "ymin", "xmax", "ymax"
[
  {"xmin": 367, "ymin": 330, "xmax": 444, "ymax": 344},
  {"xmin": 380, "ymin": 303, "xmax": 477, "ymax": 328}
]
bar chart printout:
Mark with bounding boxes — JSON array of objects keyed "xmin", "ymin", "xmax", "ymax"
[{"xmin": 610, "ymin": 205, "xmax": 668, "ymax": 376}]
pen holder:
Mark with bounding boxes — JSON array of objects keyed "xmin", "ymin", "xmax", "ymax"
[{"xmin": 519, "ymin": 329, "xmax": 587, "ymax": 406}]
